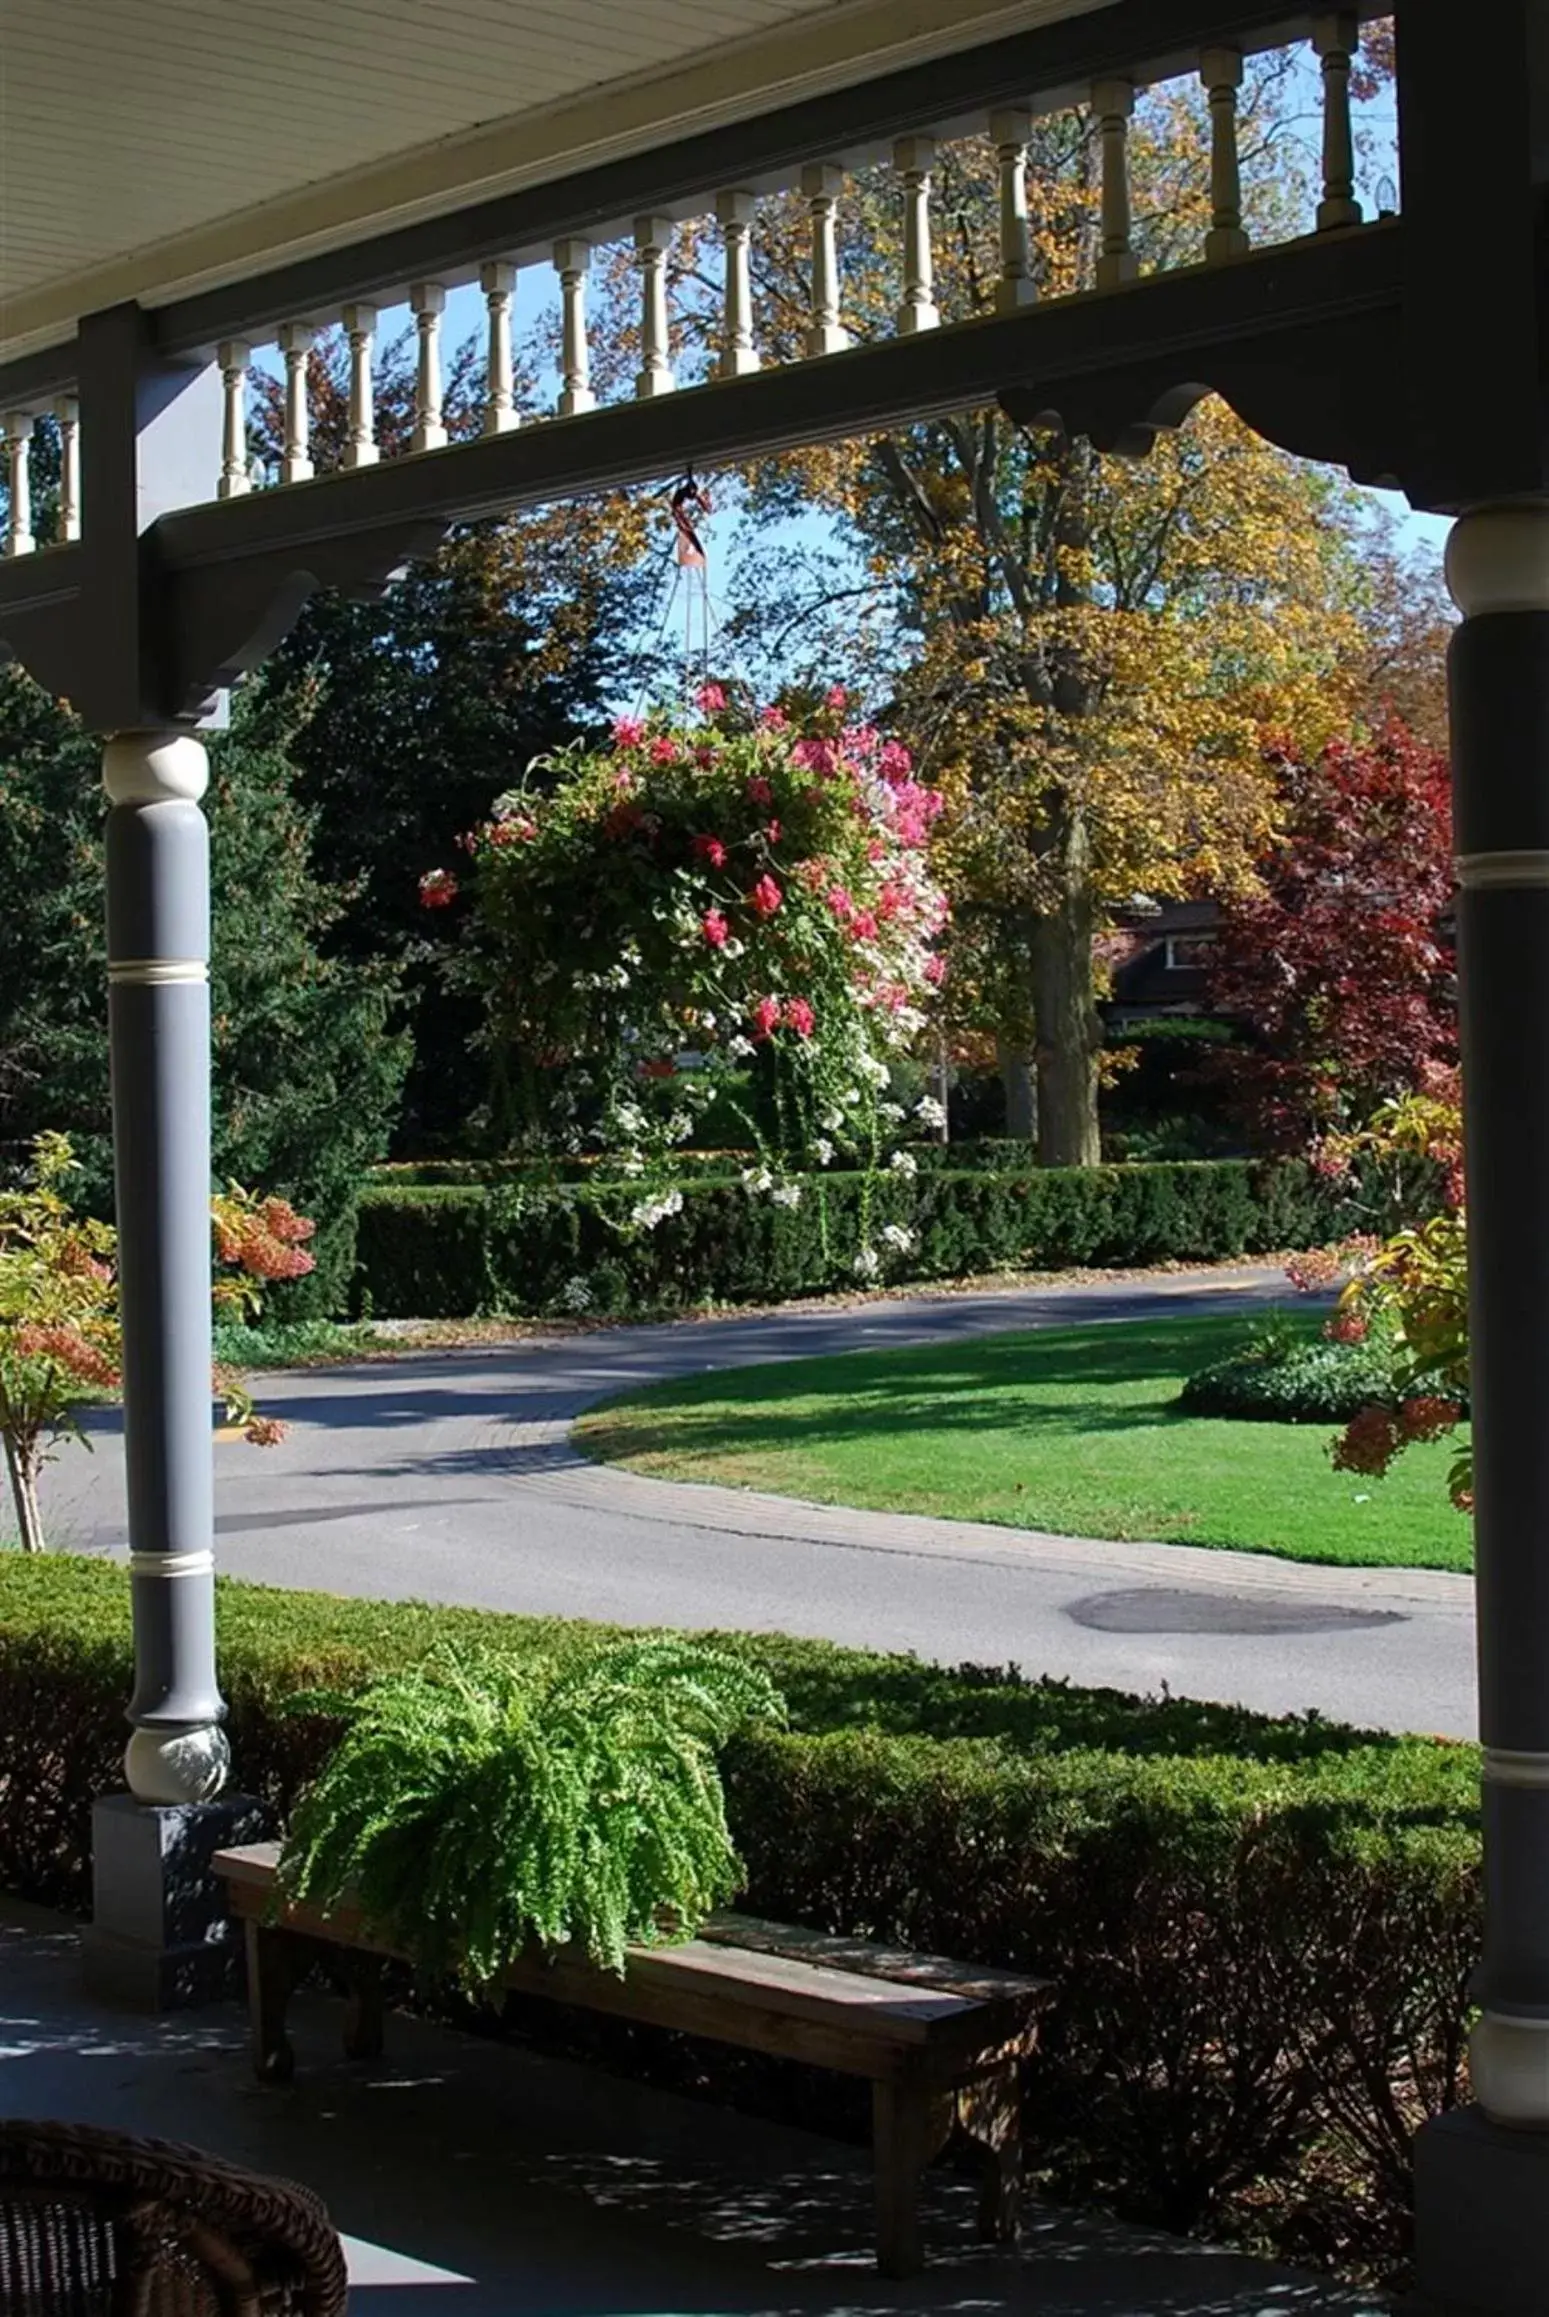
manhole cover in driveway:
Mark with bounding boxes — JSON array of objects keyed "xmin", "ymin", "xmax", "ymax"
[{"xmin": 1067, "ymin": 1586, "xmax": 1407, "ymax": 1638}]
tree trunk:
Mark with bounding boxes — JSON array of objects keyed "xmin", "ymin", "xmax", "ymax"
[
  {"xmin": 1031, "ymin": 879, "xmax": 1102, "ymax": 1169},
  {"xmin": 3, "ymin": 1432, "xmax": 46, "ymax": 1553},
  {"xmin": 997, "ymin": 1037, "xmax": 1038, "ymax": 1142}
]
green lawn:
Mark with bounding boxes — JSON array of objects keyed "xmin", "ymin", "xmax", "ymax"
[{"xmin": 576, "ymin": 1310, "xmax": 1470, "ymax": 1571}]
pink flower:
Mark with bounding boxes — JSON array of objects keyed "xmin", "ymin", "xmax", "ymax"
[
  {"xmin": 924, "ymin": 954, "xmax": 946, "ymax": 986},
  {"xmin": 695, "ymin": 744, "xmax": 718, "ymax": 769},
  {"xmin": 612, "ymin": 767, "xmax": 635, "ymax": 792},
  {"xmin": 783, "ymin": 996, "xmax": 816, "ymax": 1038},
  {"xmin": 419, "ymin": 868, "xmax": 458, "ymax": 909},
  {"xmin": 649, "ymin": 734, "xmax": 678, "ymax": 766},
  {"xmin": 694, "ymin": 834, "xmax": 728, "ymax": 869},
  {"xmin": 750, "ymin": 875, "xmax": 783, "ymax": 918},
  {"xmin": 792, "ymin": 737, "xmax": 837, "ymax": 779},
  {"xmin": 826, "ymin": 885, "xmax": 855, "ymax": 922},
  {"xmin": 765, "ymin": 819, "xmax": 782, "ymax": 844},
  {"xmin": 697, "ymin": 682, "xmax": 727, "ymax": 712},
  {"xmin": 751, "ymin": 995, "xmax": 782, "ymax": 1041},
  {"xmin": 877, "ymin": 882, "xmax": 906, "ymax": 922},
  {"xmin": 850, "ymin": 909, "xmax": 879, "ymax": 942},
  {"xmin": 759, "ymin": 705, "xmax": 788, "ymax": 730},
  {"xmin": 702, "ymin": 909, "xmax": 729, "ymax": 948},
  {"xmin": 825, "ymin": 684, "xmax": 848, "ymax": 711},
  {"xmin": 796, "ymin": 858, "xmax": 828, "ymax": 892},
  {"xmin": 488, "ymin": 813, "xmax": 537, "ymax": 848},
  {"xmin": 879, "ymin": 740, "xmax": 913, "ymax": 784},
  {"xmin": 613, "ymin": 715, "xmax": 646, "ymax": 747},
  {"xmin": 747, "ymin": 776, "xmax": 774, "ymax": 806}
]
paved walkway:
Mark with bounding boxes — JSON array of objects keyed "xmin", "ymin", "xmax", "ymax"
[
  {"xmin": 0, "ymin": 1895, "xmax": 1390, "ymax": 2313},
  {"xmin": 41, "ymin": 1267, "xmax": 1477, "ymax": 1738}
]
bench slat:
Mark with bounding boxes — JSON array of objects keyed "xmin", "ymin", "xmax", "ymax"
[{"xmin": 212, "ymin": 1844, "xmax": 1040, "ymax": 2076}]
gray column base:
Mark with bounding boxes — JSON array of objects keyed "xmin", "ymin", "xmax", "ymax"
[
  {"xmin": 1415, "ymin": 2105, "xmax": 1549, "ymax": 2313},
  {"xmin": 81, "ymin": 1790, "xmax": 269, "ymax": 2012}
]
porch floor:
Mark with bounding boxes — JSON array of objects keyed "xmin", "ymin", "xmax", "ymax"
[{"xmin": 0, "ymin": 1897, "xmax": 1390, "ymax": 2316}]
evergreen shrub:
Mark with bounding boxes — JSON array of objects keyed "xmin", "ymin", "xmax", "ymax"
[
  {"xmin": 352, "ymin": 1159, "xmax": 1344, "ymax": 1318},
  {"xmin": 0, "ymin": 1552, "xmax": 1475, "ymax": 2285},
  {"xmin": 1180, "ymin": 1318, "xmax": 1409, "ymax": 1424}
]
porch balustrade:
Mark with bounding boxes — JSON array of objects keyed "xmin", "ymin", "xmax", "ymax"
[{"xmin": 0, "ymin": 10, "xmax": 1382, "ymax": 561}]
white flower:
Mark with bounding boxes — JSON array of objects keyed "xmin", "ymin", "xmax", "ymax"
[
  {"xmin": 700, "ymin": 1012, "xmax": 718, "ymax": 1033},
  {"xmin": 619, "ymin": 1150, "xmax": 646, "ymax": 1178},
  {"xmin": 742, "ymin": 1165, "xmax": 775, "ymax": 1194},
  {"xmin": 844, "ymin": 1087, "xmax": 864, "ymax": 1108},
  {"xmin": 889, "ymin": 1149, "xmax": 918, "ymax": 1177},
  {"xmin": 820, "ymin": 1108, "xmax": 845, "ymax": 1133},
  {"xmin": 881, "ymin": 1223, "xmax": 915, "ymax": 1253},
  {"xmin": 879, "ymin": 1101, "xmax": 906, "ymax": 1125},
  {"xmin": 853, "ymin": 1246, "xmax": 881, "ymax": 1279},
  {"xmin": 813, "ymin": 1137, "xmax": 835, "ymax": 1166},
  {"xmin": 666, "ymin": 1112, "xmax": 695, "ymax": 1144},
  {"xmin": 631, "ymin": 1188, "xmax": 684, "ymax": 1230},
  {"xmin": 614, "ymin": 1102, "xmax": 646, "ymax": 1136},
  {"xmin": 559, "ymin": 1276, "xmax": 593, "ymax": 1311},
  {"xmin": 860, "ymin": 1053, "xmax": 891, "ymax": 1087},
  {"xmin": 723, "ymin": 936, "xmax": 746, "ymax": 960},
  {"xmin": 915, "ymin": 1095, "xmax": 947, "ymax": 1129},
  {"xmin": 771, "ymin": 1183, "xmax": 803, "ymax": 1208},
  {"xmin": 728, "ymin": 1035, "xmax": 755, "ymax": 1060},
  {"xmin": 604, "ymin": 962, "xmax": 631, "ymax": 989}
]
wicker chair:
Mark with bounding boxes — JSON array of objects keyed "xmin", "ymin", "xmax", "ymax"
[{"xmin": 0, "ymin": 2119, "xmax": 349, "ymax": 2316}]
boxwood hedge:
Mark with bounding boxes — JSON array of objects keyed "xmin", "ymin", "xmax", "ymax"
[
  {"xmin": 354, "ymin": 1157, "xmax": 1343, "ymax": 1318},
  {"xmin": 0, "ymin": 1552, "xmax": 1474, "ymax": 2285}
]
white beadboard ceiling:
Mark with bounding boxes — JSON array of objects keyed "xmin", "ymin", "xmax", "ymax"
[{"xmin": 0, "ymin": 0, "xmax": 1108, "ymax": 365}]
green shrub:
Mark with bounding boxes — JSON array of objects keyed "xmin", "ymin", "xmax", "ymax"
[
  {"xmin": 212, "ymin": 1317, "xmax": 382, "ymax": 1368},
  {"xmin": 0, "ymin": 1553, "xmax": 1474, "ymax": 2284},
  {"xmin": 353, "ymin": 1158, "xmax": 1346, "ymax": 1319},
  {"xmin": 1180, "ymin": 1312, "xmax": 1413, "ymax": 1424}
]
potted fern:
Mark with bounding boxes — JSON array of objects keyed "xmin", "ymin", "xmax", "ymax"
[{"xmin": 278, "ymin": 1636, "xmax": 784, "ymax": 1984}]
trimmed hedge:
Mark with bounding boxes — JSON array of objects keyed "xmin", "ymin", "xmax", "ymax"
[
  {"xmin": 0, "ymin": 1553, "xmax": 1473, "ymax": 2285},
  {"xmin": 354, "ymin": 1157, "xmax": 1344, "ymax": 1318}
]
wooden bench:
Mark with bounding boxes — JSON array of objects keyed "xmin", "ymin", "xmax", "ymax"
[{"xmin": 213, "ymin": 1842, "xmax": 1051, "ymax": 2276}]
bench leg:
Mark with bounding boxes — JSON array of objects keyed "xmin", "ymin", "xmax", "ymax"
[
  {"xmin": 341, "ymin": 1952, "xmax": 386, "ymax": 2062},
  {"xmin": 957, "ymin": 2064, "xmax": 1023, "ymax": 2245},
  {"xmin": 245, "ymin": 1920, "xmax": 300, "ymax": 2084},
  {"xmin": 871, "ymin": 2082, "xmax": 955, "ymax": 2277}
]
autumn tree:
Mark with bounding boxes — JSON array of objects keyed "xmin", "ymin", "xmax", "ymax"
[
  {"xmin": 1203, "ymin": 721, "xmax": 1455, "ymax": 1150},
  {"xmin": 585, "ymin": 58, "xmax": 1392, "ymax": 1161}
]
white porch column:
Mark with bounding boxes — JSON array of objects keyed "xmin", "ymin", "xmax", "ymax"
[
  {"xmin": 634, "ymin": 217, "xmax": 676, "ymax": 398},
  {"xmin": 341, "ymin": 305, "xmax": 379, "ymax": 467},
  {"xmin": 894, "ymin": 138, "xmax": 939, "ymax": 334},
  {"xmin": 802, "ymin": 163, "xmax": 849, "ymax": 355},
  {"xmin": 554, "ymin": 240, "xmax": 596, "ymax": 416},
  {"xmin": 716, "ymin": 190, "xmax": 759, "ymax": 376}
]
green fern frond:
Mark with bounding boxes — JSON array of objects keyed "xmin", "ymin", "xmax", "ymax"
[{"xmin": 278, "ymin": 1636, "xmax": 784, "ymax": 1984}]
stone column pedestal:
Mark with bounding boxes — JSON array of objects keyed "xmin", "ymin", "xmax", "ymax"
[{"xmin": 82, "ymin": 1793, "xmax": 269, "ymax": 2010}]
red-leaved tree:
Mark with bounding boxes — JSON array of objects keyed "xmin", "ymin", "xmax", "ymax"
[{"xmin": 1205, "ymin": 722, "xmax": 1455, "ymax": 1149}]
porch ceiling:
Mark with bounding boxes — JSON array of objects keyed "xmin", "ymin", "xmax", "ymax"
[{"xmin": 0, "ymin": 0, "xmax": 1108, "ymax": 366}]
